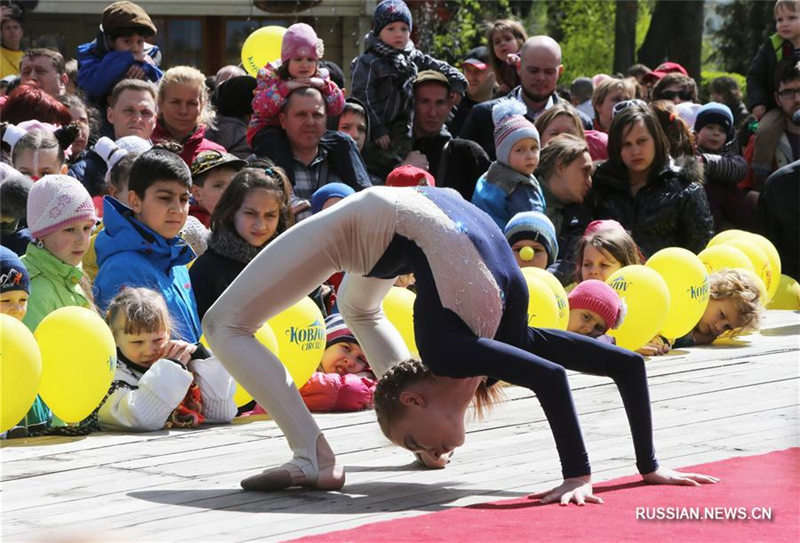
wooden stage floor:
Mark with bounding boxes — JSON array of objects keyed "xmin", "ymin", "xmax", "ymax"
[{"xmin": 2, "ymin": 310, "xmax": 798, "ymax": 542}]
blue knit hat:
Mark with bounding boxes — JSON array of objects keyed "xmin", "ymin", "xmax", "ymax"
[
  {"xmin": 493, "ymin": 100, "xmax": 540, "ymax": 166},
  {"xmin": 374, "ymin": 0, "xmax": 412, "ymax": 35},
  {"xmin": 310, "ymin": 183, "xmax": 356, "ymax": 215},
  {"xmin": 0, "ymin": 246, "xmax": 29, "ymax": 293},
  {"xmin": 694, "ymin": 102, "xmax": 734, "ymax": 139},
  {"xmin": 504, "ymin": 211, "xmax": 558, "ymax": 266}
]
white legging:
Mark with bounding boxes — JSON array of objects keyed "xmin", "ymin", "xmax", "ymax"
[{"xmin": 203, "ymin": 189, "xmax": 411, "ymax": 478}]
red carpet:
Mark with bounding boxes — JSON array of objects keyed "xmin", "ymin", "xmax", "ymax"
[{"xmin": 291, "ymin": 449, "xmax": 799, "ymax": 543}]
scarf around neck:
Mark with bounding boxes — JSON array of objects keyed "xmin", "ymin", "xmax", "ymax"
[{"xmin": 207, "ymin": 225, "xmax": 267, "ymax": 265}]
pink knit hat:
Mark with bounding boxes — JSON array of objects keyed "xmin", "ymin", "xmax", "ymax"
[
  {"xmin": 27, "ymin": 174, "xmax": 96, "ymax": 239},
  {"xmin": 568, "ymin": 279, "xmax": 626, "ymax": 331},
  {"xmin": 281, "ymin": 23, "xmax": 324, "ymax": 63},
  {"xmin": 583, "ymin": 219, "xmax": 626, "ymax": 236}
]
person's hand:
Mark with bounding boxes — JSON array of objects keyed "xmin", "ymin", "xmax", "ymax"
[
  {"xmin": 415, "ymin": 450, "xmax": 452, "ymax": 469},
  {"xmin": 161, "ymin": 340, "xmax": 196, "ymax": 365},
  {"xmin": 308, "ymin": 77, "xmax": 326, "ymax": 88},
  {"xmin": 375, "ymin": 134, "xmax": 391, "ymax": 150},
  {"xmin": 636, "ymin": 335, "xmax": 670, "ymax": 356},
  {"xmin": 394, "ymin": 273, "xmax": 415, "ymax": 288},
  {"xmin": 505, "ymin": 53, "xmax": 521, "ymax": 68},
  {"xmin": 401, "ymin": 150, "xmax": 429, "ymax": 169},
  {"xmin": 642, "ymin": 466, "xmax": 719, "ymax": 486},
  {"xmin": 285, "ymin": 79, "xmax": 305, "ymax": 90},
  {"xmin": 126, "ymin": 64, "xmax": 146, "ymax": 80},
  {"xmin": 528, "ymin": 475, "xmax": 603, "ymax": 506},
  {"xmin": 291, "ymin": 198, "xmax": 311, "ymax": 215},
  {"xmin": 752, "ymin": 105, "xmax": 766, "ymax": 120}
]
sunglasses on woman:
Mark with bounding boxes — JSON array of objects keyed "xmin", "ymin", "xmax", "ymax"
[{"xmin": 658, "ymin": 89, "xmax": 693, "ymax": 101}]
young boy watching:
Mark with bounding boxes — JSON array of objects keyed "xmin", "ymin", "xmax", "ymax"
[
  {"xmin": 93, "ymin": 145, "xmax": 202, "ymax": 344},
  {"xmin": 189, "ymin": 150, "xmax": 247, "ymax": 228},
  {"xmin": 77, "ymin": 1, "xmax": 162, "ymax": 111}
]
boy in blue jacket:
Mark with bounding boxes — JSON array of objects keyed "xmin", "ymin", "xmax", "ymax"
[
  {"xmin": 77, "ymin": 1, "xmax": 162, "ymax": 112},
  {"xmin": 94, "ymin": 145, "xmax": 202, "ymax": 344}
]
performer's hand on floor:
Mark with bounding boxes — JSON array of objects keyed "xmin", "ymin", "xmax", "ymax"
[
  {"xmin": 642, "ymin": 466, "xmax": 719, "ymax": 486},
  {"xmin": 528, "ymin": 475, "xmax": 603, "ymax": 506}
]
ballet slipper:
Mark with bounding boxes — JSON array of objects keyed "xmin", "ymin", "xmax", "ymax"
[{"xmin": 240, "ymin": 435, "xmax": 345, "ymax": 491}]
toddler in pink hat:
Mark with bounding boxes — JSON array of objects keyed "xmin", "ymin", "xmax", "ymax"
[
  {"xmin": 567, "ymin": 279, "xmax": 626, "ymax": 341},
  {"xmin": 247, "ymin": 22, "xmax": 345, "ymax": 146}
]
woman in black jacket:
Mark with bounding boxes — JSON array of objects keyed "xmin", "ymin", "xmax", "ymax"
[{"xmin": 586, "ymin": 103, "xmax": 714, "ymax": 258}]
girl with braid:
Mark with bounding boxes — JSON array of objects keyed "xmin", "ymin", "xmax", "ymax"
[{"xmin": 203, "ymin": 185, "xmax": 717, "ymax": 502}]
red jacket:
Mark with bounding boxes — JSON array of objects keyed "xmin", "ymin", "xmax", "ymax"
[{"xmin": 152, "ymin": 120, "xmax": 226, "ymax": 166}]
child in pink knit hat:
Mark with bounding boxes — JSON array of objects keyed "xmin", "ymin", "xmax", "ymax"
[
  {"xmin": 246, "ymin": 22, "xmax": 345, "ymax": 147},
  {"xmin": 567, "ymin": 279, "xmax": 626, "ymax": 341}
]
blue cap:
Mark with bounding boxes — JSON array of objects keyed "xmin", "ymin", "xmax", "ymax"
[
  {"xmin": 310, "ymin": 183, "xmax": 356, "ymax": 215},
  {"xmin": 0, "ymin": 245, "xmax": 30, "ymax": 293}
]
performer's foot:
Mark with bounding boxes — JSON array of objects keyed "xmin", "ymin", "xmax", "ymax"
[{"xmin": 241, "ymin": 435, "xmax": 345, "ymax": 491}]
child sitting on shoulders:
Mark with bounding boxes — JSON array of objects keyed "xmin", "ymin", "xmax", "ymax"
[
  {"xmin": 247, "ymin": 23, "xmax": 345, "ymax": 147},
  {"xmin": 471, "ymin": 100, "xmax": 545, "ymax": 230},
  {"xmin": 298, "ymin": 313, "xmax": 376, "ymax": 413},
  {"xmin": 77, "ymin": 1, "xmax": 162, "ymax": 113},
  {"xmin": 0, "ymin": 247, "xmax": 49, "ymax": 438},
  {"xmin": 567, "ymin": 279, "xmax": 626, "ymax": 343},
  {"xmin": 351, "ymin": 0, "xmax": 467, "ymax": 176},
  {"xmin": 98, "ymin": 287, "xmax": 236, "ymax": 432},
  {"xmin": 503, "ymin": 211, "xmax": 558, "ymax": 270}
]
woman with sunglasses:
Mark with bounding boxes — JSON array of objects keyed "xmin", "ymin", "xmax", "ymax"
[
  {"xmin": 652, "ymin": 73, "xmax": 698, "ymax": 105},
  {"xmin": 585, "ymin": 102, "xmax": 714, "ymax": 258}
]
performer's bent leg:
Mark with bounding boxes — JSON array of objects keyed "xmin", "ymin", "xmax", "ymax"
[{"xmin": 337, "ymin": 273, "xmax": 411, "ymax": 378}]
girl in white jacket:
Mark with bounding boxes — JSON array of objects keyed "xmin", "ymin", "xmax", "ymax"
[{"xmin": 98, "ymin": 287, "xmax": 237, "ymax": 432}]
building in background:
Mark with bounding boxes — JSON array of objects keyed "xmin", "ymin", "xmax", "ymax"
[{"xmin": 18, "ymin": 0, "xmax": 377, "ymax": 84}]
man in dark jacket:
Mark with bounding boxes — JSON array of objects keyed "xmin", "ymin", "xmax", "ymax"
[
  {"xmin": 253, "ymin": 87, "xmax": 371, "ymax": 220},
  {"xmin": 380, "ymin": 71, "xmax": 490, "ymax": 200},
  {"xmin": 758, "ymin": 159, "xmax": 800, "ymax": 281},
  {"xmin": 459, "ymin": 36, "xmax": 591, "ymax": 159},
  {"xmin": 448, "ymin": 46, "xmax": 496, "ymax": 137}
]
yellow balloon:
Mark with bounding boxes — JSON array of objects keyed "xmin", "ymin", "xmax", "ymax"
[
  {"xmin": 382, "ymin": 287, "xmax": 418, "ymax": 357},
  {"xmin": 1, "ymin": 315, "xmax": 42, "ymax": 433},
  {"xmin": 606, "ymin": 265, "xmax": 670, "ymax": 351},
  {"xmin": 519, "ymin": 246, "xmax": 534, "ymax": 261},
  {"xmin": 646, "ymin": 248, "xmax": 710, "ymax": 339},
  {"xmin": 241, "ymin": 25, "xmax": 287, "ymax": 76},
  {"xmin": 743, "ymin": 232, "xmax": 781, "ymax": 302},
  {"xmin": 721, "ymin": 238, "xmax": 773, "ymax": 298},
  {"xmin": 200, "ymin": 323, "xmax": 279, "ymax": 407},
  {"xmin": 766, "ymin": 274, "xmax": 800, "ymax": 310},
  {"xmin": 698, "ymin": 245, "xmax": 754, "ymax": 275},
  {"xmin": 706, "ymin": 229, "xmax": 748, "ymax": 248},
  {"xmin": 524, "ymin": 273, "xmax": 560, "ymax": 328},
  {"xmin": 267, "ymin": 297, "xmax": 325, "ymax": 388},
  {"xmin": 522, "ymin": 267, "xmax": 569, "ymax": 330},
  {"xmin": 34, "ymin": 307, "xmax": 116, "ymax": 423}
]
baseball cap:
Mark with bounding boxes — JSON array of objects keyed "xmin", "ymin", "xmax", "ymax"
[{"xmin": 462, "ymin": 46, "xmax": 489, "ymax": 70}]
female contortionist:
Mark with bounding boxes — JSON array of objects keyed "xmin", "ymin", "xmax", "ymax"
[{"xmin": 203, "ymin": 185, "xmax": 716, "ymax": 503}]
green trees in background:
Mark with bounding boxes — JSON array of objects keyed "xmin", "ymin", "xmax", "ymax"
[{"xmin": 411, "ymin": 0, "xmax": 769, "ymax": 84}]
